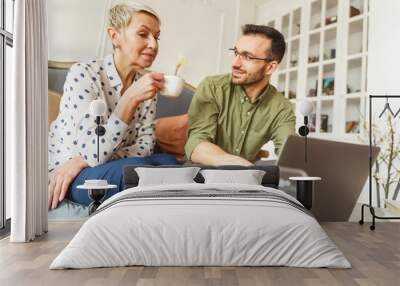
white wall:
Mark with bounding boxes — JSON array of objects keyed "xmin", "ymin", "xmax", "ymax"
[
  {"xmin": 48, "ymin": 0, "xmax": 264, "ymax": 86},
  {"xmin": 47, "ymin": 0, "xmax": 107, "ymax": 62},
  {"xmin": 367, "ymin": 0, "xmax": 400, "ymax": 95},
  {"xmin": 363, "ymin": 0, "xmax": 400, "ymax": 205},
  {"xmin": 256, "ymin": 0, "xmax": 304, "ymax": 23}
]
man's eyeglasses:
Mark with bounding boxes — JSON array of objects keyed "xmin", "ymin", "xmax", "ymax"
[{"xmin": 229, "ymin": 48, "xmax": 274, "ymax": 62}]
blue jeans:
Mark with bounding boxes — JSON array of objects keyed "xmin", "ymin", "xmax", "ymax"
[{"xmin": 68, "ymin": 153, "xmax": 178, "ymax": 206}]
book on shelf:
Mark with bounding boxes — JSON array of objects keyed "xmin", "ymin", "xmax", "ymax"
[
  {"xmin": 320, "ymin": 114, "xmax": 329, "ymax": 132},
  {"xmin": 309, "ymin": 113, "xmax": 316, "ymax": 132},
  {"xmin": 308, "ymin": 114, "xmax": 332, "ymax": 133},
  {"xmin": 322, "ymin": 77, "xmax": 334, "ymax": 95}
]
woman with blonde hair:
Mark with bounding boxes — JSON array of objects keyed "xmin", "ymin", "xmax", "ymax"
[{"xmin": 48, "ymin": 2, "xmax": 177, "ymax": 209}]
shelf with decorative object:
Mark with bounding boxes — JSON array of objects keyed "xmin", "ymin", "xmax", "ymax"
[
  {"xmin": 349, "ymin": 0, "xmax": 365, "ymax": 19},
  {"xmin": 320, "ymin": 99, "xmax": 334, "ymax": 133},
  {"xmin": 310, "ymin": 0, "xmax": 322, "ymax": 30},
  {"xmin": 322, "ymin": 63, "xmax": 335, "ymax": 97},
  {"xmin": 263, "ymin": 0, "xmax": 369, "ymax": 144},
  {"xmin": 323, "ymin": 28, "xmax": 337, "ymax": 61},
  {"xmin": 308, "ymin": 32, "xmax": 320, "ymax": 64},
  {"xmin": 345, "ymin": 97, "xmax": 363, "ymax": 134}
]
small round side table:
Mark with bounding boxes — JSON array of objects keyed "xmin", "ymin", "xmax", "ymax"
[
  {"xmin": 77, "ymin": 184, "xmax": 117, "ymax": 215},
  {"xmin": 289, "ymin": 177, "xmax": 321, "ymax": 210}
]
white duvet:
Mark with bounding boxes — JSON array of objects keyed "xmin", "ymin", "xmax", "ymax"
[{"xmin": 50, "ymin": 183, "xmax": 351, "ymax": 269}]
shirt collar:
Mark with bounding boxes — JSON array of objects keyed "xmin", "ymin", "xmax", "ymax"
[
  {"xmin": 104, "ymin": 54, "xmax": 122, "ymax": 88},
  {"xmin": 232, "ymin": 78, "xmax": 271, "ymax": 105},
  {"xmin": 253, "ymin": 84, "xmax": 271, "ymax": 103}
]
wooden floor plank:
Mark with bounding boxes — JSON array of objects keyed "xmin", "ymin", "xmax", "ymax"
[{"xmin": 0, "ymin": 222, "xmax": 399, "ymax": 286}]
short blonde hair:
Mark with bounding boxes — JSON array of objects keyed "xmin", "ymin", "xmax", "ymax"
[{"xmin": 108, "ymin": 1, "xmax": 161, "ymax": 32}]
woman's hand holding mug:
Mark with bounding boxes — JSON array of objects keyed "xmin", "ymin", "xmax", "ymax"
[{"xmin": 114, "ymin": 72, "xmax": 164, "ymax": 124}]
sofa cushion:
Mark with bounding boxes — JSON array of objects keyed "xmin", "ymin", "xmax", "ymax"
[
  {"xmin": 48, "ymin": 89, "xmax": 61, "ymax": 126},
  {"xmin": 155, "ymin": 114, "xmax": 189, "ymax": 161}
]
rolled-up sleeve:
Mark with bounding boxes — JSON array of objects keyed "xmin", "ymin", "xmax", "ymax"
[
  {"xmin": 184, "ymin": 78, "xmax": 220, "ymax": 160},
  {"xmin": 62, "ymin": 64, "xmax": 128, "ymax": 167},
  {"xmin": 270, "ymin": 103, "xmax": 296, "ymax": 155}
]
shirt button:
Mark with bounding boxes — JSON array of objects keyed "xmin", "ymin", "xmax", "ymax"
[
  {"xmin": 236, "ymin": 148, "xmax": 239, "ymax": 152},
  {"xmin": 247, "ymin": 111, "xmax": 251, "ymax": 115},
  {"xmin": 241, "ymin": 130, "xmax": 245, "ymax": 134}
]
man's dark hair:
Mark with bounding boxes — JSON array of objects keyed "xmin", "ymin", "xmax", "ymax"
[{"xmin": 242, "ymin": 24, "xmax": 286, "ymax": 63}]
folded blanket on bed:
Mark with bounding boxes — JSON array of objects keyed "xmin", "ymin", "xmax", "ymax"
[
  {"xmin": 94, "ymin": 189, "xmax": 310, "ymax": 217},
  {"xmin": 50, "ymin": 183, "xmax": 351, "ymax": 269}
]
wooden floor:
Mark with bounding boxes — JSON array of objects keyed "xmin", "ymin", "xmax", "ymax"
[{"xmin": 0, "ymin": 221, "xmax": 399, "ymax": 286}]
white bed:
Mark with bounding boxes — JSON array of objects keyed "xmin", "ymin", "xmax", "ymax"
[{"xmin": 50, "ymin": 183, "xmax": 351, "ymax": 269}]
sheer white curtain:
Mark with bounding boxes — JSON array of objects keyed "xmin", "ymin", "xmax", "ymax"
[
  {"xmin": 96, "ymin": 0, "xmax": 113, "ymax": 58},
  {"xmin": 8, "ymin": 0, "xmax": 48, "ymax": 242}
]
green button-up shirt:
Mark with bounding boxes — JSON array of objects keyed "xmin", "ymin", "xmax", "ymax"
[{"xmin": 185, "ymin": 74, "xmax": 295, "ymax": 162}]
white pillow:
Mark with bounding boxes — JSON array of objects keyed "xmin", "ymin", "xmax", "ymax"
[
  {"xmin": 200, "ymin": 169, "xmax": 266, "ymax": 185},
  {"xmin": 135, "ymin": 167, "xmax": 201, "ymax": 186}
]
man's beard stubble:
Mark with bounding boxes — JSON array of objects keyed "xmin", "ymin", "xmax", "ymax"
[{"xmin": 231, "ymin": 66, "xmax": 266, "ymax": 86}]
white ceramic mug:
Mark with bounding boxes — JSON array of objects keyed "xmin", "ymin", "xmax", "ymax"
[{"xmin": 160, "ymin": 75, "xmax": 184, "ymax": 98}]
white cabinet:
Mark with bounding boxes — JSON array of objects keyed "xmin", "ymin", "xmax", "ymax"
[{"xmin": 258, "ymin": 0, "xmax": 369, "ymax": 142}]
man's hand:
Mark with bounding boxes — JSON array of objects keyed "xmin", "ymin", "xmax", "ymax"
[
  {"xmin": 48, "ymin": 157, "xmax": 88, "ymax": 209},
  {"xmin": 190, "ymin": 141, "xmax": 253, "ymax": 166},
  {"xmin": 219, "ymin": 154, "xmax": 253, "ymax": 166}
]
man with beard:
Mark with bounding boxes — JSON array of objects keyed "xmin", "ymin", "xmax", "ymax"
[{"xmin": 185, "ymin": 24, "xmax": 295, "ymax": 166}]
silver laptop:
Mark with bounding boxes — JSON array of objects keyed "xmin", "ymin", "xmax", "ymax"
[{"xmin": 277, "ymin": 135, "xmax": 380, "ymax": 221}]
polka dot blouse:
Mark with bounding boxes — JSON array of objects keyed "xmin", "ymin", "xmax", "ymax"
[{"xmin": 48, "ymin": 54, "xmax": 156, "ymax": 171}]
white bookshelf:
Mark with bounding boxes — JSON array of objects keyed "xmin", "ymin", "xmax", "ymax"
[{"xmin": 268, "ymin": 0, "xmax": 369, "ymax": 142}]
